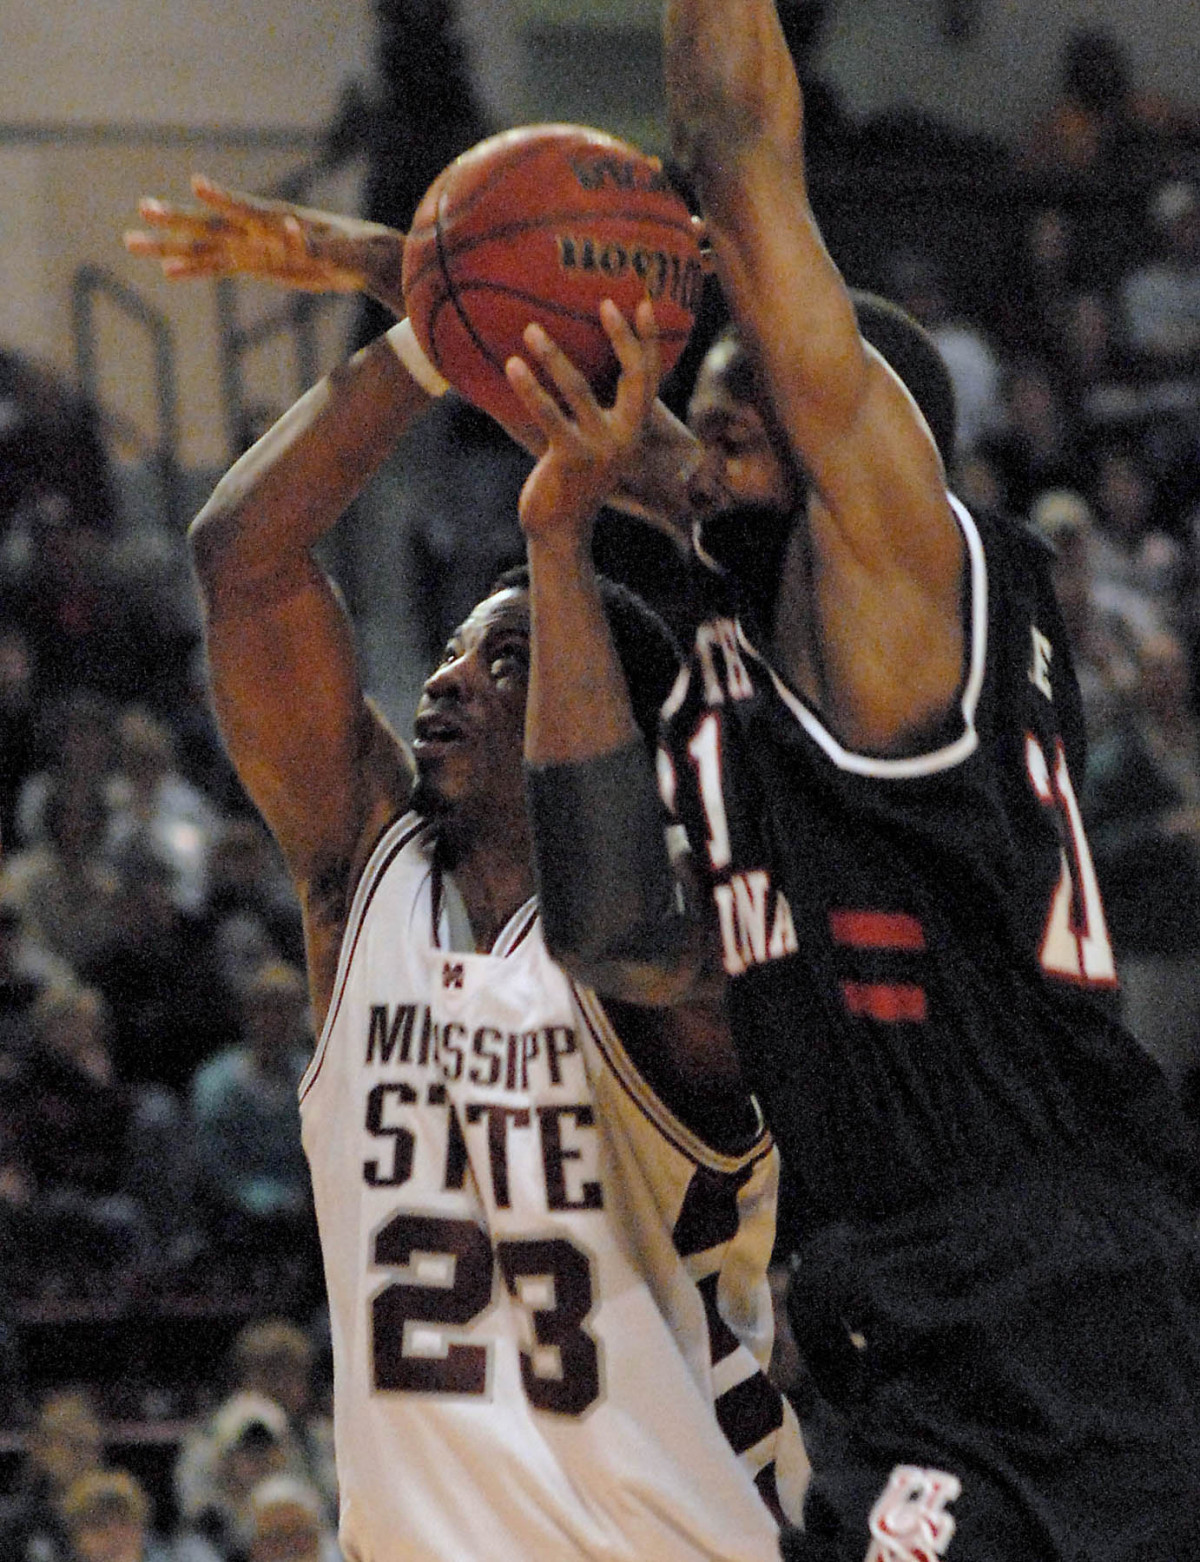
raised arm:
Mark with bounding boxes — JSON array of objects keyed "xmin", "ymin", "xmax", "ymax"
[
  {"xmin": 185, "ymin": 325, "xmax": 445, "ymax": 1024},
  {"xmin": 507, "ymin": 302, "xmax": 712, "ymax": 1007},
  {"xmin": 665, "ymin": 0, "xmax": 965, "ymax": 750},
  {"xmin": 126, "ymin": 174, "xmax": 409, "ymax": 314}
]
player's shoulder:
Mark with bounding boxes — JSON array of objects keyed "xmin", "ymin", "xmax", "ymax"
[{"xmin": 966, "ymin": 499, "xmax": 1057, "ymax": 577}]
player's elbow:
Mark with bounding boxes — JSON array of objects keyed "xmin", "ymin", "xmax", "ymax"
[{"xmin": 187, "ymin": 497, "xmax": 234, "ymax": 606}]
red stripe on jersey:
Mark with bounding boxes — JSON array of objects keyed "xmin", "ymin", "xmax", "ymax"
[
  {"xmin": 830, "ymin": 909, "xmax": 926, "ymax": 949},
  {"xmin": 841, "ymin": 981, "xmax": 927, "ymax": 1023}
]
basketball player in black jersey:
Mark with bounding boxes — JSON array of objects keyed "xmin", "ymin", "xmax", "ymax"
[{"xmin": 500, "ymin": 1, "xmax": 1200, "ymax": 1556}]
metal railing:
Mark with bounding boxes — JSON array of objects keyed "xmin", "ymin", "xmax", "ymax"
[
  {"xmin": 212, "ymin": 155, "xmax": 347, "ymax": 462},
  {"xmin": 213, "ymin": 281, "xmax": 331, "ymax": 460},
  {"xmin": 71, "ymin": 263, "xmax": 183, "ymax": 531}
]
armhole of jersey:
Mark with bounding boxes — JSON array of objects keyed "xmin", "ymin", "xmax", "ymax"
[
  {"xmin": 299, "ymin": 811, "xmax": 428, "ymax": 1103},
  {"xmin": 661, "ymin": 659, "xmax": 693, "ymax": 724},
  {"xmin": 572, "ymin": 980, "xmax": 772, "ymax": 1176},
  {"xmin": 740, "ymin": 492, "xmax": 990, "ymax": 780}
]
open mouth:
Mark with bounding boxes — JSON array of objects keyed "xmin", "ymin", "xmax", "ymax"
[{"xmin": 412, "ymin": 709, "xmax": 468, "ymax": 751}]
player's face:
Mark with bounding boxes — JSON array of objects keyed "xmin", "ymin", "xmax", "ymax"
[
  {"xmin": 411, "ymin": 588, "xmax": 530, "ymax": 824},
  {"xmin": 686, "ymin": 341, "xmax": 798, "ymax": 518}
]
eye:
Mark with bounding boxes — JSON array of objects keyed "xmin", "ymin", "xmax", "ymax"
[{"xmin": 488, "ymin": 640, "xmax": 529, "ymax": 680}]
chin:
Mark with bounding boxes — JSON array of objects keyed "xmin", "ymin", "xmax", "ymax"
[{"xmin": 410, "ymin": 770, "xmax": 452, "ymax": 820}]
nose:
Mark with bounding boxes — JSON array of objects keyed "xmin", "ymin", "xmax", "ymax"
[{"xmin": 422, "ymin": 645, "xmax": 481, "ymax": 703}]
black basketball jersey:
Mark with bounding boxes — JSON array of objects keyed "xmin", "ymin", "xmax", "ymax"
[{"xmin": 660, "ymin": 497, "xmax": 1200, "ymax": 1233}]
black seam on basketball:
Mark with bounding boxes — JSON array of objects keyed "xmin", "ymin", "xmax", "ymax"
[
  {"xmin": 446, "ymin": 279, "xmax": 693, "ymax": 339},
  {"xmin": 408, "ymin": 130, "xmax": 660, "ymax": 238},
  {"xmin": 434, "ymin": 194, "xmax": 511, "ymax": 379},
  {"xmin": 404, "ymin": 208, "xmax": 700, "ymax": 296},
  {"xmin": 404, "ymin": 209, "xmax": 698, "ymax": 298}
]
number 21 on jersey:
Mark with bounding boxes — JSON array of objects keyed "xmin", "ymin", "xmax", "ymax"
[{"xmin": 1025, "ymin": 733, "xmax": 1116, "ymax": 986}]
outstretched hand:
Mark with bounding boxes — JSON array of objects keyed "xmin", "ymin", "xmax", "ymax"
[
  {"xmin": 123, "ymin": 174, "xmax": 406, "ymax": 307},
  {"xmin": 506, "ymin": 298, "xmax": 662, "ymax": 548}
]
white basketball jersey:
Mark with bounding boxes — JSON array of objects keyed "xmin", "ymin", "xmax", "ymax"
[{"xmin": 300, "ymin": 813, "xmax": 805, "ymax": 1562}]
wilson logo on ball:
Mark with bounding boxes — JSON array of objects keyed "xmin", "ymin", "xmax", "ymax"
[
  {"xmin": 569, "ymin": 155, "xmax": 672, "ymax": 194},
  {"xmin": 557, "ymin": 237, "xmax": 705, "ymax": 310}
]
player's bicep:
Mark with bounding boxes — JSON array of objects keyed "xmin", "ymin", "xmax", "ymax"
[{"xmin": 202, "ymin": 557, "xmax": 413, "ymax": 877}]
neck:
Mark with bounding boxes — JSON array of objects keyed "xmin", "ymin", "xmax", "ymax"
[
  {"xmin": 767, "ymin": 515, "xmax": 825, "ymax": 707},
  {"xmin": 434, "ymin": 816, "xmax": 536, "ymax": 954}
]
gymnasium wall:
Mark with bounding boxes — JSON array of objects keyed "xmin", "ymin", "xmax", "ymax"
[{"xmin": 2, "ymin": 0, "xmax": 1199, "ymax": 469}]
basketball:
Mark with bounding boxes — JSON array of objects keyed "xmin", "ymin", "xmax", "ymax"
[{"xmin": 401, "ymin": 123, "xmax": 705, "ymax": 427}]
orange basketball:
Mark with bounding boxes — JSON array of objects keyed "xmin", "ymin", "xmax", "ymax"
[{"xmin": 401, "ymin": 123, "xmax": 704, "ymax": 427}]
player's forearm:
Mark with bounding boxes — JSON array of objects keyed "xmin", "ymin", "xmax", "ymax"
[
  {"xmin": 352, "ymin": 228, "xmax": 408, "ymax": 318},
  {"xmin": 664, "ymin": 0, "xmax": 804, "ymax": 194},
  {"xmin": 189, "ymin": 325, "xmax": 442, "ymax": 605},
  {"xmin": 523, "ymin": 535, "xmax": 696, "ymax": 1003},
  {"xmin": 527, "ymin": 739, "xmax": 698, "ymax": 1005}
]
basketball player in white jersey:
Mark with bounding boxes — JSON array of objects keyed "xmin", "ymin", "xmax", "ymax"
[{"xmin": 130, "ymin": 184, "xmax": 805, "ymax": 1560}]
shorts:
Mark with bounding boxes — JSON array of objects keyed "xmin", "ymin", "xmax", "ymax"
[{"xmin": 782, "ymin": 1170, "xmax": 1200, "ymax": 1560}]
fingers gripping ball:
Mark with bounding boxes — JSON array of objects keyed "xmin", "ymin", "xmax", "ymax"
[{"xmin": 402, "ymin": 124, "xmax": 704, "ymax": 426}]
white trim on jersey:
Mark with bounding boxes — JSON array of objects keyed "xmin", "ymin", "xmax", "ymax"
[
  {"xmin": 572, "ymin": 982, "xmax": 771, "ymax": 1176},
  {"xmin": 736, "ymin": 494, "xmax": 988, "ymax": 779},
  {"xmin": 299, "ymin": 811, "xmax": 431, "ymax": 1104},
  {"xmin": 662, "ymin": 657, "xmax": 694, "ymax": 724},
  {"xmin": 491, "ymin": 896, "xmax": 539, "ymax": 957}
]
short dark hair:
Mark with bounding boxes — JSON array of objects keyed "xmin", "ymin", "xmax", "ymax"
[
  {"xmin": 708, "ymin": 290, "xmax": 957, "ymax": 467},
  {"xmin": 851, "ymin": 290, "xmax": 957, "ymax": 466},
  {"xmin": 490, "ymin": 566, "xmax": 680, "ymax": 749}
]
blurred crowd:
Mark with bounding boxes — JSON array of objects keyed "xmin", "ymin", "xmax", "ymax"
[
  {"xmin": 0, "ymin": 1320, "xmax": 339, "ymax": 1562},
  {"xmin": 1, "ymin": 4, "xmax": 1200, "ymax": 1558}
]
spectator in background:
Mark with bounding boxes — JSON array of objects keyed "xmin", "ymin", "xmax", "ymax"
[
  {"xmin": 189, "ymin": 962, "xmax": 314, "ymax": 1290},
  {"xmin": 174, "ymin": 1394, "xmax": 302, "ymax": 1562},
  {"xmin": 0, "ymin": 890, "xmax": 73, "ymax": 1063},
  {"xmin": 2, "ymin": 781, "xmax": 122, "ymax": 971},
  {"xmin": 0, "ymin": 512, "xmax": 180, "ymax": 711},
  {"xmin": 0, "ymin": 350, "xmax": 117, "ymax": 543},
  {"xmin": 994, "ymin": 204, "xmax": 1085, "ymax": 360},
  {"xmin": 1082, "ymin": 629, "xmax": 1200, "ymax": 1086},
  {"xmin": 83, "ymin": 852, "xmax": 234, "ymax": 1095},
  {"xmin": 246, "ymin": 1478, "xmax": 339, "ymax": 1562},
  {"xmin": 1119, "ymin": 178, "xmax": 1200, "ymax": 372},
  {"xmin": 15, "ymin": 691, "xmax": 119, "ymax": 853},
  {"xmin": 327, "ymin": 0, "xmax": 492, "ymax": 351},
  {"xmin": 1085, "ymin": 436, "xmax": 1182, "ymax": 635},
  {"xmin": 887, "ymin": 247, "xmax": 1004, "ymax": 456},
  {"xmin": 0, "ymin": 1388, "xmax": 106, "ymax": 1562},
  {"xmin": 105, "ymin": 707, "xmax": 220, "ymax": 915},
  {"xmin": 1017, "ymin": 26, "xmax": 1192, "ymax": 187},
  {"xmin": 0, "ymin": 625, "xmax": 38, "ymax": 852},
  {"xmin": 3, "ymin": 985, "xmax": 154, "ymax": 1298},
  {"xmin": 226, "ymin": 1324, "xmax": 335, "ymax": 1524},
  {"xmin": 60, "ymin": 1469, "xmax": 177, "ymax": 1562},
  {"xmin": 1059, "ymin": 285, "xmax": 1132, "ymax": 417},
  {"xmin": 177, "ymin": 1324, "xmax": 336, "ymax": 1535},
  {"xmin": 979, "ymin": 353, "xmax": 1085, "ymax": 514},
  {"xmin": 198, "ymin": 820, "xmax": 303, "ymax": 977}
]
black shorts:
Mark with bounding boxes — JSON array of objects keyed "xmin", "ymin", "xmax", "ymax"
[{"xmin": 783, "ymin": 1171, "xmax": 1200, "ymax": 1560}]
